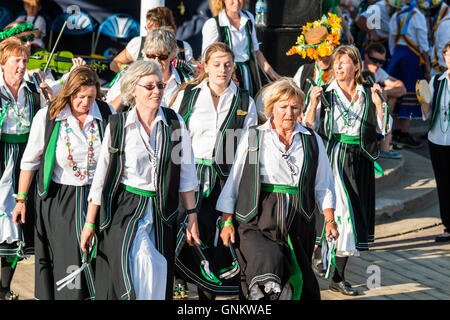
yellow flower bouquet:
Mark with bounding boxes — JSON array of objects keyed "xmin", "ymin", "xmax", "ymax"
[{"xmin": 286, "ymin": 13, "xmax": 342, "ymax": 60}]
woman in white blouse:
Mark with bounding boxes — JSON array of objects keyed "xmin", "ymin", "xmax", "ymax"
[
  {"xmin": 170, "ymin": 42, "xmax": 257, "ymax": 299},
  {"xmin": 80, "ymin": 60, "xmax": 200, "ymax": 300},
  {"xmin": 107, "ymin": 28, "xmax": 193, "ymax": 111},
  {"xmin": 0, "ymin": 38, "xmax": 43, "ymax": 300},
  {"xmin": 216, "ymin": 77, "xmax": 338, "ymax": 300},
  {"xmin": 305, "ymin": 45, "xmax": 387, "ymax": 296},
  {"xmin": 12, "ymin": 65, "xmax": 113, "ymax": 300},
  {"xmin": 421, "ymin": 41, "xmax": 450, "ymax": 243},
  {"xmin": 202, "ymin": 0, "xmax": 280, "ymax": 96}
]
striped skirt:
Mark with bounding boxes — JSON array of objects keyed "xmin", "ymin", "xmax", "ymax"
[
  {"xmin": 34, "ymin": 181, "xmax": 95, "ymax": 300},
  {"xmin": 326, "ymin": 139, "xmax": 375, "ymax": 256}
]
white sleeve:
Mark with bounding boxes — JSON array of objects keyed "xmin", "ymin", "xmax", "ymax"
[
  {"xmin": 201, "ymin": 18, "xmax": 219, "ymax": 58},
  {"xmin": 293, "ymin": 65, "xmax": 305, "ymax": 88},
  {"xmin": 423, "ymin": 76, "xmax": 436, "ymax": 121},
  {"xmin": 105, "ymin": 77, "xmax": 122, "ymax": 103},
  {"xmin": 20, "ymin": 108, "xmax": 47, "ymax": 171},
  {"xmin": 415, "ymin": 13, "xmax": 430, "ymax": 53},
  {"xmin": 313, "ymin": 133, "xmax": 336, "ymax": 212},
  {"xmin": 177, "ymin": 114, "xmax": 199, "ymax": 192},
  {"xmin": 88, "ymin": 123, "xmax": 112, "ymax": 205},
  {"xmin": 215, "ymin": 130, "xmax": 250, "ymax": 214},
  {"xmin": 170, "ymin": 90, "xmax": 185, "ymax": 113},
  {"xmin": 242, "ymin": 96, "xmax": 258, "ymax": 130},
  {"xmin": 182, "ymin": 41, "xmax": 194, "ymax": 62},
  {"xmin": 125, "ymin": 37, "xmax": 142, "ymax": 61},
  {"xmin": 302, "ymin": 100, "xmax": 322, "ymax": 132}
]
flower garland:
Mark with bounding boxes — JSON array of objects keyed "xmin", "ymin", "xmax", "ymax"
[
  {"xmin": 0, "ymin": 23, "xmax": 35, "ymax": 40},
  {"xmin": 286, "ymin": 13, "xmax": 342, "ymax": 60}
]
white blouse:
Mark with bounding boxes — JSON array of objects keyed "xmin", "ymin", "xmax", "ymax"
[
  {"xmin": 425, "ymin": 72, "xmax": 450, "ymax": 146},
  {"xmin": 216, "ymin": 120, "xmax": 336, "ymax": 215},
  {"xmin": 171, "ymin": 79, "xmax": 258, "ymax": 160},
  {"xmin": 202, "ymin": 9, "xmax": 260, "ymax": 62},
  {"xmin": 20, "ymin": 102, "xmax": 115, "ymax": 186},
  {"xmin": 304, "ymin": 80, "xmax": 387, "ymax": 136},
  {"xmin": 388, "ymin": 7, "xmax": 429, "ymax": 56},
  {"xmin": 88, "ymin": 106, "xmax": 198, "ymax": 205}
]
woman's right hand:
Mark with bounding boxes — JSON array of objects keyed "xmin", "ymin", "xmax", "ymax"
[
  {"xmin": 80, "ymin": 226, "xmax": 95, "ymax": 253},
  {"xmin": 309, "ymin": 86, "xmax": 323, "ymax": 109},
  {"xmin": 12, "ymin": 202, "xmax": 26, "ymax": 225}
]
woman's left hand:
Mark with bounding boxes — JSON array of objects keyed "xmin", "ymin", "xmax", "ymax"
[
  {"xmin": 370, "ymin": 83, "xmax": 384, "ymax": 107},
  {"xmin": 80, "ymin": 226, "xmax": 95, "ymax": 253},
  {"xmin": 186, "ymin": 213, "xmax": 201, "ymax": 246}
]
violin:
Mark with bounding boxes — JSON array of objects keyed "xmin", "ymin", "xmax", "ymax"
[{"xmin": 28, "ymin": 49, "xmax": 111, "ymax": 74}]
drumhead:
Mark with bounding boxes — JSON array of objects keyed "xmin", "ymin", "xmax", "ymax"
[{"xmin": 416, "ymin": 79, "xmax": 431, "ymax": 104}]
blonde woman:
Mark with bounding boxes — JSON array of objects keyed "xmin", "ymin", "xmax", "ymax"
[
  {"xmin": 202, "ymin": 0, "xmax": 280, "ymax": 96},
  {"xmin": 216, "ymin": 77, "xmax": 337, "ymax": 300},
  {"xmin": 305, "ymin": 45, "xmax": 387, "ymax": 295},
  {"xmin": 12, "ymin": 66, "xmax": 114, "ymax": 300}
]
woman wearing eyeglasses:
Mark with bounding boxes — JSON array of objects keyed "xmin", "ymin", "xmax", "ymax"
[
  {"xmin": 304, "ymin": 45, "xmax": 387, "ymax": 296},
  {"xmin": 80, "ymin": 59, "xmax": 200, "ymax": 300},
  {"xmin": 170, "ymin": 42, "xmax": 257, "ymax": 300},
  {"xmin": 12, "ymin": 65, "xmax": 114, "ymax": 300},
  {"xmin": 106, "ymin": 27, "xmax": 193, "ymax": 111},
  {"xmin": 202, "ymin": 0, "xmax": 281, "ymax": 97}
]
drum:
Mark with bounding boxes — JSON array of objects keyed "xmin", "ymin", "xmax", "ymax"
[{"xmin": 416, "ymin": 79, "xmax": 431, "ymax": 104}]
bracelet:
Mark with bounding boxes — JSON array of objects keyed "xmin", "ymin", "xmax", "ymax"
[
  {"xmin": 84, "ymin": 223, "xmax": 95, "ymax": 229},
  {"xmin": 15, "ymin": 198, "xmax": 26, "ymax": 204},
  {"xmin": 326, "ymin": 219, "xmax": 337, "ymax": 225},
  {"xmin": 17, "ymin": 192, "xmax": 28, "ymax": 200},
  {"xmin": 221, "ymin": 220, "xmax": 234, "ymax": 228},
  {"xmin": 186, "ymin": 208, "xmax": 198, "ymax": 215}
]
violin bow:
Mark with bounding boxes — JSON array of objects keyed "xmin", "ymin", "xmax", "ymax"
[{"xmin": 43, "ymin": 19, "xmax": 68, "ymax": 73}]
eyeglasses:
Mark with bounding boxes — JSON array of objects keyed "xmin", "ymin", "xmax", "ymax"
[
  {"xmin": 368, "ymin": 55, "xmax": 386, "ymax": 65},
  {"xmin": 18, "ymin": 34, "xmax": 35, "ymax": 43},
  {"xmin": 145, "ymin": 54, "xmax": 169, "ymax": 61},
  {"xmin": 137, "ymin": 83, "xmax": 166, "ymax": 91}
]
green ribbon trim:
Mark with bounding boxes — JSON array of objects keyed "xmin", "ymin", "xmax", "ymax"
[
  {"xmin": 374, "ymin": 161, "xmax": 384, "ymax": 175},
  {"xmin": 195, "ymin": 158, "xmax": 212, "ymax": 166},
  {"xmin": 120, "ymin": 184, "xmax": 156, "ymax": 197},
  {"xmin": 109, "ymin": 69, "xmax": 124, "ymax": 88},
  {"xmin": 261, "ymin": 183, "xmax": 299, "ymax": 195},
  {"xmin": 0, "ymin": 214, "xmax": 5, "ymax": 218},
  {"xmin": 43, "ymin": 122, "xmax": 60, "ymax": 195},
  {"xmin": 81, "ymin": 242, "xmax": 97, "ymax": 263},
  {"xmin": 332, "ymin": 134, "xmax": 360, "ymax": 145},
  {"xmin": 0, "ymin": 133, "xmax": 29, "ymax": 143},
  {"xmin": 287, "ymin": 235, "xmax": 303, "ymax": 300},
  {"xmin": 0, "ymin": 101, "xmax": 11, "ymax": 130}
]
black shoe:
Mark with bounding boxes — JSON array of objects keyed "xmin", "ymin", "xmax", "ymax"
[
  {"xmin": 435, "ymin": 233, "xmax": 450, "ymax": 243},
  {"xmin": 0, "ymin": 289, "xmax": 19, "ymax": 300},
  {"xmin": 329, "ymin": 281, "xmax": 358, "ymax": 296},
  {"xmin": 312, "ymin": 259, "xmax": 326, "ymax": 278},
  {"xmin": 395, "ymin": 134, "xmax": 423, "ymax": 149}
]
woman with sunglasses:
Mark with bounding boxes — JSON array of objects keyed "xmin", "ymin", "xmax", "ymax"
[
  {"xmin": 0, "ymin": 37, "xmax": 45, "ymax": 300},
  {"xmin": 80, "ymin": 60, "xmax": 200, "ymax": 300},
  {"xmin": 304, "ymin": 45, "xmax": 387, "ymax": 296},
  {"xmin": 170, "ymin": 42, "xmax": 257, "ymax": 300},
  {"xmin": 202, "ymin": 0, "xmax": 280, "ymax": 97},
  {"xmin": 12, "ymin": 65, "xmax": 114, "ymax": 300},
  {"xmin": 106, "ymin": 27, "xmax": 193, "ymax": 111}
]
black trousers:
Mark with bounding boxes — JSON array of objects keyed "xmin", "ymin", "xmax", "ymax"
[{"xmin": 428, "ymin": 140, "xmax": 450, "ymax": 233}]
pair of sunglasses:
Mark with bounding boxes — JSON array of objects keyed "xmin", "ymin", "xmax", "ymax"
[
  {"xmin": 368, "ymin": 55, "xmax": 386, "ymax": 65},
  {"xmin": 137, "ymin": 83, "xmax": 166, "ymax": 91},
  {"xmin": 145, "ymin": 54, "xmax": 169, "ymax": 61},
  {"xmin": 18, "ymin": 34, "xmax": 35, "ymax": 43}
]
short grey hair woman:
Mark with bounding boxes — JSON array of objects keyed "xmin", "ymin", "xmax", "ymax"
[
  {"xmin": 80, "ymin": 59, "xmax": 201, "ymax": 300},
  {"xmin": 216, "ymin": 77, "xmax": 338, "ymax": 300}
]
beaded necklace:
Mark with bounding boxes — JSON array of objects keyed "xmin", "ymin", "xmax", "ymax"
[
  {"xmin": 1, "ymin": 86, "xmax": 32, "ymax": 133},
  {"xmin": 63, "ymin": 120, "xmax": 97, "ymax": 181}
]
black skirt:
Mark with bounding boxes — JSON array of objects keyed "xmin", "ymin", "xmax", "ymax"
[
  {"xmin": 94, "ymin": 187, "xmax": 177, "ymax": 300},
  {"xmin": 34, "ymin": 181, "xmax": 95, "ymax": 300},
  {"xmin": 236, "ymin": 191, "xmax": 321, "ymax": 300}
]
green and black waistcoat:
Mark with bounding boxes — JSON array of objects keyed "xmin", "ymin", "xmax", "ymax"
[
  {"xmin": 177, "ymin": 83, "xmax": 250, "ymax": 180},
  {"xmin": 37, "ymin": 100, "xmax": 112, "ymax": 199},
  {"xmin": 318, "ymin": 84, "xmax": 379, "ymax": 161},
  {"xmin": 234, "ymin": 126, "xmax": 319, "ymax": 224},
  {"xmin": 428, "ymin": 73, "xmax": 446, "ymax": 132},
  {"xmin": 98, "ymin": 107, "xmax": 181, "ymax": 232}
]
